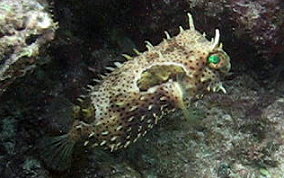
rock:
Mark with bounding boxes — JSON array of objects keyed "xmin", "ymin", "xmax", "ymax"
[
  {"xmin": 228, "ymin": 0, "xmax": 284, "ymax": 59},
  {"xmin": 0, "ymin": 0, "xmax": 57, "ymax": 96},
  {"xmin": 261, "ymin": 98, "xmax": 284, "ymax": 177}
]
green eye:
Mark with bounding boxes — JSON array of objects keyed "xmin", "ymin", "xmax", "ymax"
[{"xmin": 208, "ymin": 55, "xmax": 221, "ymax": 64}]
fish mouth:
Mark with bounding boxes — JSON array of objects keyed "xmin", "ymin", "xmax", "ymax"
[{"xmin": 206, "ymin": 81, "xmax": 227, "ymax": 94}]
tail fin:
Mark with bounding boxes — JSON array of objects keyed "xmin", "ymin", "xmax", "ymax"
[
  {"xmin": 39, "ymin": 96, "xmax": 94, "ymax": 170},
  {"xmin": 38, "ymin": 97, "xmax": 78, "ymax": 171},
  {"xmin": 39, "ymin": 134, "xmax": 76, "ymax": 171}
]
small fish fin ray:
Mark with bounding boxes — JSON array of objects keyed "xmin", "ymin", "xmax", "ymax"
[{"xmin": 38, "ymin": 134, "xmax": 76, "ymax": 171}]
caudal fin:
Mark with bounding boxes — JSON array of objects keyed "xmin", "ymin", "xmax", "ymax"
[{"xmin": 39, "ymin": 134, "xmax": 76, "ymax": 171}]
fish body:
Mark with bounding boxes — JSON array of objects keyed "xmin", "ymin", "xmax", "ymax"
[{"xmin": 43, "ymin": 13, "xmax": 231, "ymax": 170}]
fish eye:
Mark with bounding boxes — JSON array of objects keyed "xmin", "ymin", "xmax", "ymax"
[
  {"xmin": 207, "ymin": 51, "xmax": 230, "ymax": 73},
  {"xmin": 208, "ymin": 54, "xmax": 221, "ymax": 64},
  {"xmin": 207, "ymin": 52, "xmax": 224, "ymax": 69}
]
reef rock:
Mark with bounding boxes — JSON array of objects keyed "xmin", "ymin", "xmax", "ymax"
[
  {"xmin": 0, "ymin": 0, "xmax": 57, "ymax": 96},
  {"xmin": 228, "ymin": 0, "xmax": 284, "ymax": 59}
]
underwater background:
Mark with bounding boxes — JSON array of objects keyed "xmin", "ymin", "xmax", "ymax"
[{"xmin": 0, "ymin": 0, "xmax": 283, "ymax": 177}]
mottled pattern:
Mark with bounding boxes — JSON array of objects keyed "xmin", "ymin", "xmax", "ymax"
[{"xmin": 70, "ymin": 14, "xmax": 231, "ymax": 152}]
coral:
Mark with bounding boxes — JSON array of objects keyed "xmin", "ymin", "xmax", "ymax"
[{"xmin": 0, "ymin": 0, "xmax": 57, "ymax": 96}]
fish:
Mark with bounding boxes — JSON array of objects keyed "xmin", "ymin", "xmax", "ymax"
[{"xmin": 41, "ymin": 13, "xmax": 231, "ymax": 170}]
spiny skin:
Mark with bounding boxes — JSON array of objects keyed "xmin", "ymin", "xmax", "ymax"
[{"xmin": 69, "ymin": 14, "xmax": 231, "ymax": 152}]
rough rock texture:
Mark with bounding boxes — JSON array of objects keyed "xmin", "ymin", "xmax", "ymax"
[
  {"xmin": 0, "ymin": 0, "xmax": 57, "ymax": 96},
  {"xmin": 228, "ymin": 0, "xmax": 284, "ymax": 59},
  {"xmin": 0, "ymin": 0, "xmax": 284, "ymax": 178}
]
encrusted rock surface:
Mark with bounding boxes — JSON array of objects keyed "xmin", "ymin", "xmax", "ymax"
[
  {"xmin": 228, "ymin": 0, "xmax": 284, "ymax": 59},
  {"xmin": 0, "ymin": 0, "xmax": 57, "ymax": 96}
]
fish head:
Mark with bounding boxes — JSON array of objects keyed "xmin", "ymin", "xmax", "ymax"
[{"xmin": 176, "ymin": 29, "xmax": 231, "ymax": 97}]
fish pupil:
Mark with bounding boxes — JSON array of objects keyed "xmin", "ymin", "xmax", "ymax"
[{"xmin": 208, "ymin": 55, "xmax": 221, "ymax": 64}]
